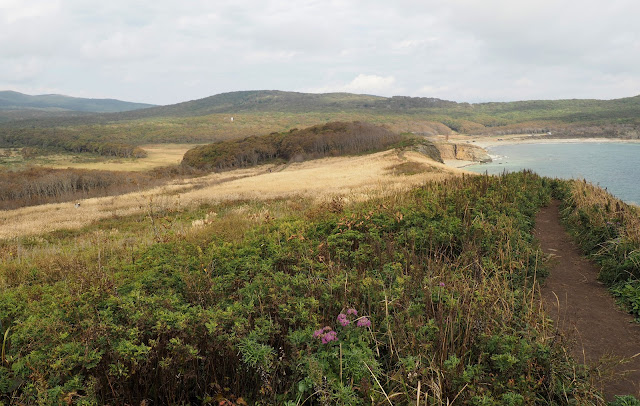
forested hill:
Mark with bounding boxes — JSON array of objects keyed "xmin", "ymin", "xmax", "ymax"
[
  {"xmin": 4, "ymin": 89, "xmax": 640, "ymax": 129},
  {"xmin": 118, "ymin": 90, "xmax": 458, "ymax": 118},
  {"xmin": 0, "ymin": 91, "xmax": 155, "ymax": 119},
  {"xmin": 0, "ymin": 91, "xmax": 459, "ymax": 126}
]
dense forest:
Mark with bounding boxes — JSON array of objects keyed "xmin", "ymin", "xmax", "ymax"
[{"xmin": 181, "ymin": 121, "xmax": 411, "ymax": 170}]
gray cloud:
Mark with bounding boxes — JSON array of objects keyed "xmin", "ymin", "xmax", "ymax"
[{"xmin": 0, "ymin": 0, "xmax": 638, "ymax": 104}]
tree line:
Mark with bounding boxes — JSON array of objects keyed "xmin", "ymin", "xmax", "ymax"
[
  {"xmin": 0, "ymin": 127, "xmax": 147, "ymax": 158},
  {"xmin": 181, "ymin": 121, "xmax": 405, "ymax": 171},
  {"xmin": 0, "ymin": 166, "xmax": 200, "ymax": 210}
]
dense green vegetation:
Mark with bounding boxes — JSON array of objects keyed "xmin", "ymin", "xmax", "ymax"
[
  {"xmin": 0, "ymin": 172, "xmax": 609, "ymax": 405},
  {"xmin": 555, "ymin": 180, "xmax": 640, "ymax": 321},
  {"xmin": 0, "ymin": 127, "xmax": 147, "ymax": 159},
  {"xmin": 181, "ymin": 121, "xmax": 414, "ymax": 171}
]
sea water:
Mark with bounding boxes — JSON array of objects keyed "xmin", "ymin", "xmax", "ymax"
[{"xmin": 466, "ymin": 142, "xmax": 640, "ymax": 205}]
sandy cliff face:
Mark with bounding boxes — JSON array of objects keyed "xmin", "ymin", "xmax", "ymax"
[{"xmin": 434, "ymin": 142, "xmax": 492, "ymax": 163}]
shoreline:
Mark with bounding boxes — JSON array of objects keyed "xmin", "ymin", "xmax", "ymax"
[
  {"xmin": 440, "ymin": 135, "xmax": 640, "ymax": 169},
  {"xmin": 461, "ymin": 135, "xmax": 640, "ymax": 149}
]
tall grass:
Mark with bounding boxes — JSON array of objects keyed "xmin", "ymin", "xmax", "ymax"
[{"xmin": 555, "ymin": 179, "xmax": 640, "ymax": 319}]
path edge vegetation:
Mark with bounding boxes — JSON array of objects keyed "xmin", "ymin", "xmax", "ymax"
[{"xmin": 554, "ymin": 180, "xmax": 640, "ymax": 322}]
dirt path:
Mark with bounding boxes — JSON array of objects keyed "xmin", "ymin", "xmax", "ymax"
[{"xmin": 535, "ymin": 200, "xmax": 640, "ymax": 400}]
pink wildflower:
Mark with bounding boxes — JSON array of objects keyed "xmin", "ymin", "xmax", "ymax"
[
  {"xmin": 313, "ymin": 328, "xmax": 324, "ymax": 338},
  {"xmin": 356, "ymin": 317, "xmax": 371, "ymax": 328},
  {"xmin": 337, "ymin": 313, "xmax": 350, "ymax": 327},
  {"xmin": 439, "ymin": 282, "xmax": 445, "ymax": 287},
  {"xmin": 346, "ymin": 308, "xmax": 358, "ymax": 316},
  {"xmin": 321, "ymin": 330, "xmax": 338, "ymax": 344}
]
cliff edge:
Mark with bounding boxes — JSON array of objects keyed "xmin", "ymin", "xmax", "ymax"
[{"xmin": 433, "ymin": 142, "xmax": 492, "ymax": 163}]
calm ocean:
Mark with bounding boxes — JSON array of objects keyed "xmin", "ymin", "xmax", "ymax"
[{"xmin": 466, "ymin": 142, "xmax": 640, "ymax": 205}]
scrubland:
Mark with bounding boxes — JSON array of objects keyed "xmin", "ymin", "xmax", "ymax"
[{"xmin": 3, "ymin": 159, "xmax": 629, "ymax": 404}]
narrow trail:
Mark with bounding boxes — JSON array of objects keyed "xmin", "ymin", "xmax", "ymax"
[{"xmin": 535, "ymin": 200, "xmax": 640, "ymax": 400}]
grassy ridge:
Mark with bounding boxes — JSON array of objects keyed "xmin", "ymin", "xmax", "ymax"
[{"xmin": 0, "ymin": 172, "xmax": 602, "ymax": 405}]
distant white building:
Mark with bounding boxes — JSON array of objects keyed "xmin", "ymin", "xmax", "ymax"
[{"xmin": 230, "ymin": 117, "xmax": 234, "ymax": 122}]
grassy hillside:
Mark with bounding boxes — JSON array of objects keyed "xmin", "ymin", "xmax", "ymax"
[{"xmin": 0, "ymin": 172, "xmax": 607, "ymax": 404}]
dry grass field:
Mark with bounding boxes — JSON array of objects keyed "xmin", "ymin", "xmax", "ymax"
[
  {"xmin": 0, "ymin": 149, "xmax": 470, "ymax": 239},
  {"xmin": 40, "ymin": 144, "xmax": 198, "ymax": 171},
  {"xmin": 0, "ymin": 144, "xmax": 198, "ymax": 172}
]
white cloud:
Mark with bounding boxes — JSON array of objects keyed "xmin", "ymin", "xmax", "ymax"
[
  {"xmin": 1, "ymin": 58, "xmax": 45, "ymax": 83},
  {"xmin": 343, "ymin": 75, "xmax": 398, "ymax": 95},
  {"xmin": 309, "ymin": 74, "xmax": 400, "ymax": 96},
  {"xmin": 1, "ymin": 0, "xmax": 640, "ymax": 104},
  {"xmin": 0, "ymin": 0, "xmax": 60, "ymax": 24}
]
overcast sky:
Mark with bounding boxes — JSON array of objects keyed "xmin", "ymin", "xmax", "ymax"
[{"xmin": 2, "ymin": 0, "xmax": 639, "ymax": 105}]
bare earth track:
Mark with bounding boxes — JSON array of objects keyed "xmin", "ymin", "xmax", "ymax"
[{"xmin": 536, "ymin": 200, "xmax": 640, "ymax": 400}]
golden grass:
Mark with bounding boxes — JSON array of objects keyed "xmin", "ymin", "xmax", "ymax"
[
  {"xmin": 0, "ymin": 150, "xmax": 472, "ymax": 240},
  {"xmin": 43, "ymin": 144, "xmax": 200, "ymax": 172},
  {"xmin": 569, "ymin": 180, "xmax": 640, "ymax": 245}
]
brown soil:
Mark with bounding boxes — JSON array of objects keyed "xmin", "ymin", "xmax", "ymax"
[{"xmin": 535, "ymin": 200, "xmax": 640, "ymax": 400}]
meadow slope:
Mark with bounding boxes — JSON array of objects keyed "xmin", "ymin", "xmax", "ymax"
[{"xmin": 0, "ymin": 149, "xmax": 461, "ymax": 240}]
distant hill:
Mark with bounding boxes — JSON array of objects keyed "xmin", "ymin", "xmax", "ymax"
[
  {"xmin": 9, "ymin": 89, "xmax": 640, "ymax": 128},
  {"xmin": 113, "ymin": 90, "xmax": 458, "ymax": 120},
  {"xmin": 2, "ymin": 90, "xmax": 640, "ymax": 149},
  {"xmin": 0, "ymin": 90, "xmax": 156, "ymax": 117}
]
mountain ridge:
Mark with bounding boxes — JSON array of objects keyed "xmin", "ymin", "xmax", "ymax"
[{"xmin": 0, "ymin": 90, "xmax": 156, "ymax": 114}]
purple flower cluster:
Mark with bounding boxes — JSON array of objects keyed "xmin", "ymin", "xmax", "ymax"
[
  {"xmin": 337, "ymin": 313, "xmax": 350, "ymax": 327},
  {"xmin": 336, "ymin": 308, "xmax": 360, "ymax": 327},
  {"xmin": 321, "ymin": 330, "xmax": 338, "ymax": 344},
  {"xmin": 356, "ymin": 317, "xmax": 371, "ymax": 328},
  {"xmin": 314, "ymin": 308, "xmax": 372, "ymax": 344},
  {"xmin": 313, "ymin": 326, "xmax": 338, "ymax": 344}
]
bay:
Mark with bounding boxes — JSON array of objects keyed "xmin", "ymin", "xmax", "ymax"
[{"xmin": 466, "ymin": 142, "xmax": 640, "ymax": 205}]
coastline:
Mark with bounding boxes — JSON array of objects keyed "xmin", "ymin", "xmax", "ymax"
[
  {"xmin": 439, "ymin": 135, "xmax": 640, "ymax": 169},
  {"xmin": 458, "ymin": 134, "xmax": 640, "ymax": 149}
]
